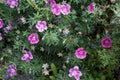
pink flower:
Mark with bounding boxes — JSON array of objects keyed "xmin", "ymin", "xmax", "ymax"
[
  {"xmin": 49, "ymin": 0, "xmax": 56, "ymax": 5},
  {"xmin": 60, "ymin": 4, "xmax": 71, "ymax": 15},
  {"xmin": 110, "ymin": 0, "xmax": 115, "ymax": 3},
  {"xmin": 101, "ymin": 37, "xmax": 112, "ymax": 48},
  {"xmin": 78, "ymin": 32, "xmax": 82, "ymax": 35},
  {"xmin": 87, "ymin": 3, "xmax": 95, "ymax": 13},
  {"xmin": 51, "ymin": 4, "xmax": 61, "ymax": 15},
  {"xmin": 28, "ymin": 33, "xmax": 39, "ymax": 44},
  {"xmin": 44, "ymin": 0, "xmax": 49, "ymax": 6},
  {"xmin": 0, "ymin": 33, "xmax": 3, "ymax": 41},
  {"xmin": 62, "ymin": 29, "xmax": 69, "ymax": 35},
  {"xmin": 36, "ymin": 21, "xmax": 47, "ymax": 32},
  {"xmin": 18, "ymin": 17, "xmax": 26, "ymax": 24},
  {"xmin": 7, "ymin": 64, "xmax": 17, "ymax": 78},
  {"xmin": 0, "ymin": 19, "xmax": 4, "ymax": 28},
  {"xmin": 68, "ymin": 66, "xmax": 82, "ymax": 80},
  {"xmin": 4, "ymin": 21, "xmax": 13, "ymax": 33},
  {"xmin": 7, "ymin": 0, "xmax": 19, "ymax": 8},
  {"xmin": 21, "ymin": 50, "xmax": 33, "ymax": 62},
  {"xmin": 75, "ymin": 48, "xmax": 87, "ymax": 59}
]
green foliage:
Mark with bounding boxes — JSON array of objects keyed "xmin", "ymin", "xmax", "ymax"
[
  {"xmin": 50, "ymin": 63, "xmax": 57, "ymax": 76},
  {"xmin": 0, "ymin": 0, "xmax": 120, "ymax": 80},
  {"xmin": 42, "ymin": 31, "xmax": 59, "ymax": 46}
]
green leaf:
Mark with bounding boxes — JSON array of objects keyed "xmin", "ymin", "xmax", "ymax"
[
  {"xmin": 49, "ymin": 76, "xmax": 55, "ymax": 80},
  {"xmin": 116, "ymin": 13, "xmax": 120, "ymax": 17},
  {"xmin": 50, "ymin": 63, "xmax": 57, "ymax": 76},
  {"xmin": 0, "ymin": 0, "xmax": 2, "ymax": 3}
]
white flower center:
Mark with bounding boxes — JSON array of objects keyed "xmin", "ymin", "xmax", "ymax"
[
  {"xmin": 32, "ymin": 36, "xmax": 36, "ymax": 40},
  {"xmin": 72, "ymin": 71, "xmax": 77, "ymax": 76},
  {"xmin": 24, "ymin": 54, "xmax": 29, "ymax": 57},
  {"xmin": 11, "ymin": 69, "xmax": 16, "ymax": 73}
]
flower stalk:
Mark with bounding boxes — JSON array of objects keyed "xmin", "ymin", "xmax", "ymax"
[{"xmin": 27, "ymin": 0, "xmax": 41, "ymax": 13}]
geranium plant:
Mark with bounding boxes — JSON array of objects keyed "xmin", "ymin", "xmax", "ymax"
[{"xmin": 0, "ymin": 0, "xmax": 120, "ymax": 80}]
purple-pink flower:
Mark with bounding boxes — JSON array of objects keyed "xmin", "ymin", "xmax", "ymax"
[
  {"xmin": 87, "ymin": 3, "xmax": 95, "ymax": 13},
  {"xmin": 21, "ymin": 50, "xmax": 33, "ymax": 62},
  {"xmin": 78, "ymin": 32, "xmax": 82, "ymax": 35},
  {"xmin": 5, "ymin": 74, "xmax": 10, "ymax": 79},
  {"xmin": 75, "ymin": 48, "xmax": 87, "ymax": 59},
  {"xmin": 62, "ymin": 29, "xmax": 69, "ymax": 35},
  {"xmin": 44, "ymin": 0, "xmax": 49, "ymax": 6},
  {"xmin": 28, "ymin": 33, "xmax": 39, "ymax": 44},
  {"xmin": 0, "ymin": 19, "xmax": 4, "ymax": 28},
  {"xmin": 101, "ymin": 37, "xmax": 112, "ymax": 48},
  {"xmin": 110, "ymin": 0, "xmax": 115, "ymax": 3},
  {"xmin": 60, "ymin": 4, "xmax": 71, "ymax": 15},
  {"xmin": 36, "ymin": 21, "xmax": 47, "ymax": 32},
  {"xmin": 18, "ymin": 17, "xmax": 26, "ymax": 24},
  {"xmin": 68, "ymin": 66, "xmax": 82, "ymax": 80},
  {"xmin": 7, "ymin": 0, "xmax": 19, "ymax": 8},
  {"xmin": 4, "ymin": 21, "xmax": 13, "ymax": 33},
  {"xmin": 49, "ymin": 0, "xmax": 56, "ymax": 5},
  {"xmin": 6, "ymin": 64, "xmax": 17, "ymax": 78},
  {"xmin": 51, "ymin": 4, "xmax": 61, "ymax": 15}
]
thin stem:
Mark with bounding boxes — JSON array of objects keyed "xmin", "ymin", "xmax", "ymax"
[{"xmin": 27, "ymin": 0, "xmax": 41, "ymax": 13}]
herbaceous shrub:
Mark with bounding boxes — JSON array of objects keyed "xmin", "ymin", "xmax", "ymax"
[{"xmin": 0, "ymin": 0, "xmax": 120, "ymax": 80}]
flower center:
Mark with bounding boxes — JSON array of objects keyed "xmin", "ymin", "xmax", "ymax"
[
  {"xmin": 79, "ymin": 51, "xmax": 83, "ymax": 54},
  {"xmin": 105, "ymin": 40, "xmax": 110, "ymax": 44},
  {"xmin": 32, "ymin": 36, "xmax": 36, "ymax": 40},
  {"xmin": 11, "ymin": 69, "xmax": 16, "ymax": 73},
  {"xmin": 24, "ymin": 54, "xmax": 29, "ymax": 58},
  {"xmin": 11, "ymin": 1, "xmax": 16, "ymax": 5},
  {"xmin": 72, "ymin": 71, "xmax": 77, "ymax": 76},
  {"xmin": 40, "ymin": 24, "xmax": 44, "ymax": 28}
]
